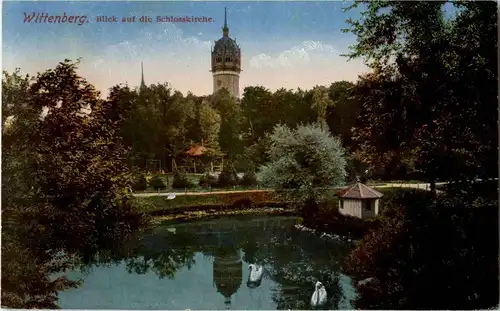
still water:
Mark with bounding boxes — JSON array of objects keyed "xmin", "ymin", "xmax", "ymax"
[{"xmin": 58, "ymin": 215, "xmax": 357, "ymax": 310}]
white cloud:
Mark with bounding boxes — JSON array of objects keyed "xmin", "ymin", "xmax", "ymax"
[
  {"xmin": 249, "ymin": 40, "xmax": 337, "ymax": 68},
  {"xmin": 90, "ymin": 23, "xmax": 213, "ymax": 76},
  {"xmin": 96, "ymin": 23, "xmax": 211, "ymax": 61}
]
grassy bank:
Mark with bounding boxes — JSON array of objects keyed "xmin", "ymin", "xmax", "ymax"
[
  {"xmin": 132, "ymin": 190, "xmax": 283, "ymax": 214},
  {"xmin": 151, "ymin": 207, "xmax": 296, "ymax": 223},
  {"xmin": 133, "ymin": 187, "xmax": 425, "ymax": 237},
  {"xmin": 132, "ymin": 186, "xmax": 416, "ymax": 215}
]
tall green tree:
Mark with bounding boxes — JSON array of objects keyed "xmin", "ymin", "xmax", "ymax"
[
  {"xmin": 2, "ymin": 60, "xmax": 143, "ymax": 308},
  {"xmin": 326, "ymin": 81, "xmax": 360, "ymax": 149},
  {"xmin": 211, "ymin": 89, "xmax": 243, "ymax": 161},
  {"xmin": 198, "ymin": 100, "xmax": 221, "ymax": 149},
  {"xmin": 310, "ymin": 85, "xmax": 333, "ymax": 128},
  {"xmin": 257, "ymin": 123, "xmax": 347, "ymax": 204},
  {"xmin": 240, "ymin": 86, "xmax": 276, "ymax": 142},
  {"xmin": 344, "ymin": 1, "xmax": 497, "ymax": 188}
]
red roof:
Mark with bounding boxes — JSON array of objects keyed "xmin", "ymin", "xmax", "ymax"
[
  {"xmin": 185, "ymin": 145, "xmax": 224, "ymax": 157},
  {"xmin": 185, "ymin": 145, "xmax": 209, "ymax": 157},
  {"xmin": 336, "ymin": 182, "xmax": 383, "ymax": 199}
]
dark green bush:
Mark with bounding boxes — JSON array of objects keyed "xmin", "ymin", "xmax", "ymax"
[
  {"xmin": 172, "ymin": 173, "xmax": 195, "ymax": 189},
  {"xmin": 231, "ymin": 198, "xmax": 254, "ymax": 209},
  {"xmin": 149, "ymin": 175, "xmax": 167, "ymax": 190},
  {"xmin": 217, "ymin": 167, "xmax": 239, "ymax": 187},
  {"xmin": 239, "ymin": 171, "xmax": 258, "ymax": 186},
  {"xmin": 344, "ymin": 190, "xmax": 498, "ymax": 310},
  {"xmin": 300, "ymin": 198, "xmax": 374, "ymax": 239},
  {"xmin": 199, "ymin": 173, "xmax": 218, "ymax": 188},
  {"xmin": 132, "ymin": 175, "xmax": 148, "ymax": 191}
]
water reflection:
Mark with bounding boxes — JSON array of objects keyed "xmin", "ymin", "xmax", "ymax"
[
  {"xmin": 213, "ymin": 248, "xmax": 242, "ymax": 308},
  {"xmin": 59, "ymin": 216, "xmax": 356, "ymax": 310}
]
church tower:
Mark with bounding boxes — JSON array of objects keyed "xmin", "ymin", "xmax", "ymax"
[
  {"xmin": 140, "ymin": 61, "xmax": 147, "ymax": 94},
  {"xmin": 211, "ymin": 8, "xmax": 241, "ymax": 98}
]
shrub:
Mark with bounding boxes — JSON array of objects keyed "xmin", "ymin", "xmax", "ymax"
[
  {"xmin": 239, "ymin": 171, "xmax": 258, "ymax": 186},
  {"xmin": 257, "ymin": 123, "xmax": 347, "ymax": 204},
  {"xmin": 199, "ymin": 173, "xmax": 218, "ymax": 188},
  {"xmin": 302, "ymin": 204, "xmax": 372, "ymax": 239},
  {"xmin": 217, "ymin": 167, "xmax": 239, "ymax": 187},
  {"xmin": 344, "ymin": 191, "xmax": 498, "ymax": 310},
  {"xmin": 172, "ymin": 173, "xmax": 195, "ymax": 189},
  {"xmin": 132, "ymin": 175, "xmax": 148, "ymax": 191},
  {"xmin": 231, "ymin": 198, "xmax": 254, "ymax": 209},
  {"xmin": 149, "ymin": 175, "xmax": 167, "ymax": 190}
]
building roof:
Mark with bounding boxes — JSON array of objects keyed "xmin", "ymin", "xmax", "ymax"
[
  {"xmin": 213, "ymin": 7, "xmax": 239, "ymax": 56},
  {"xmin": 213, "ymin": 36, "xmax": 239, "ymax": 55},
  {"xmin": 185, "ymin": 145, "xmax": 224, "ymax": 157},
  {"xmin": 185, "ymin": 145, "xmax": 209, "ymax": 157},
  {"xmin": 336, "ymin": 182, "xmax": 383, "ymax": 199}
]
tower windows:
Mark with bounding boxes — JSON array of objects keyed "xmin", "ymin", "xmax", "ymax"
[
  {"xmin": 216, "ymin": 54, "xmax": 222, "ymax": 62},
  {"xmin": 225, "ymin": 55, "xmax": 232, "ymax": 62}
]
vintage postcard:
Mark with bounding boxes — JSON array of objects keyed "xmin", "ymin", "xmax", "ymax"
[{"xmin": 2, "ymin": 0, "xmax": 498, "ymax": 310}]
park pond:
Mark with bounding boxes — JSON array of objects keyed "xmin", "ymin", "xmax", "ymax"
[{"xmin": 58, "ymin": 215, "xmax": 357, "ymax": 310}]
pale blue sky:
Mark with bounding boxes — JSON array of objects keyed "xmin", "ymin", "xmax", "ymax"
[{"xmin": 2, "ymin": 1, "xmax": 457, "ymax": 97}]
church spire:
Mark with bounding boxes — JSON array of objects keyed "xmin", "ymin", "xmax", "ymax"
[
  {"xmin": 222, "ymin": 7, "xmax": 229, "ymax": 37},
  {"xmin": 140, "ymin": 61, "xmax": 146, "ymax": 93}
]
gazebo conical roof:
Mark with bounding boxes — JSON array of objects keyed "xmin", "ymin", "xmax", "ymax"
[{"xmin": 336, "ymin": 182, "xmax": 383, "ymax": 199}]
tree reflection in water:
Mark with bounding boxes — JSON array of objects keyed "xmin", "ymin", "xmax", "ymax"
[{"xmin": 76, "ymin": 216, "xmax": 354, "ymax": 310}]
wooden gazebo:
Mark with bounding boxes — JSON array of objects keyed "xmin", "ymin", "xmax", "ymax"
[
  {"xmin": 336, "ymin": 182, "xmax": 383, "ymax": 219},
  {"xmin": 182, "ymin": 144, "xmax": 224, "ymax": 173}
]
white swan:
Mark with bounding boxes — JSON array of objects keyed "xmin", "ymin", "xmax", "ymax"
[
  {"xmin": 310, "ymin": 281, "xmax": 327, "ymax": 308},
  {"xmin": 247, "ymin": 264, "xmax": 264, "ymax": 288}
]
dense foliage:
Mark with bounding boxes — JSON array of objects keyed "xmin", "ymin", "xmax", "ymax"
[
  {"xmin": 132, "ymin": 174, "xmax": 148, "ymax": 192},
  {"xmin": 217, "ymin": 165, "xmax": 240, "ymax": 187},
  {"xmin": 344, "ymin": 0, "xmax": 497, "ymax": 187},
  {"xmin": 239, "ymin": 171, "xmax": 258, "ymax": 186},
  {"xmin": 150, "ymin": 175, "xmax": 168, "ymax": 190},
  {"xmin": 198, "ymin": 173, "xmax": 218, "ymax": 188},
  {"xmin": 345, "ymin": 189, "xmax": 499, "ymax": 309},
  {"xmin": 171, "ymin": 173, "xmax": 196, "ymax": 189},
  {"xmin": 2, "ymin": 60, "xmax": 145, "ymax": 308},
  {"xmin": 341, "ymin": 1, "xmax": 498, "ymax": 308},
  {"xmin": 2, "ymin": 1, "xmax": 497, "ymax": 309},
  {"xmin": 257, "ymin": 123, "xmax": 347, "ymax": 204},
  {"xmin": 110, "ymin": 82, "xmax": 360, "ymax": 177}
]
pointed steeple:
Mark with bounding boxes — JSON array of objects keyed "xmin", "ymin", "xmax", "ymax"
[
  {"xmin": 222, "ymin": 7, "xmax": 229, "ymax": 37},
  {"xmin": 140, "ymin": 61, "xmax": 146, "ymax": 93}
]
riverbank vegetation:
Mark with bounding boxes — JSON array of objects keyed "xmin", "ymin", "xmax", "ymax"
[
  {"xmin": 337, "ymin": 1, "xmax": 498, "ymax": 309},
  {"xmin": 2, "ymin": 0, "xmax": 497, "ymax": 309},
  {"xmin": 2, "ymin": 61, "xmax": 148, "ymax": 307}
]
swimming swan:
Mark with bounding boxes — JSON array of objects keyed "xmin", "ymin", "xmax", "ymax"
[
  {"xmin": 310, "ymin": 281, "xmax": 327, "ymax": 307},
  {"xmin": 247, "ymin": 264, "xmax": 264, "ymax": 288}
]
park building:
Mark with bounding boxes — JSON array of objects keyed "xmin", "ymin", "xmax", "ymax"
[{"xmin": 211, "ymin": 8, "xmax": 241, "ymax": 98}]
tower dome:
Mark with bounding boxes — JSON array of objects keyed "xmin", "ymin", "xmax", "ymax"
[
  {"xmin": 211, "ymin": 7, "xmax": 241, "ymax": 98},
  {"xmin": 213, "ymin": 37, "xmax": 239, "ymax": 58},
  {"xmin": 213, "ymin": 247, "xmax": 242, "ymax": 308}
]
